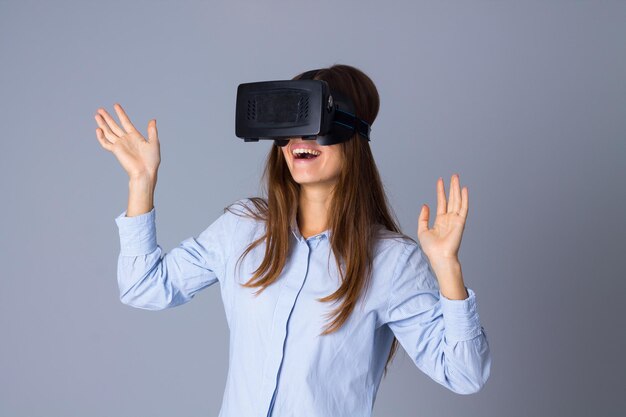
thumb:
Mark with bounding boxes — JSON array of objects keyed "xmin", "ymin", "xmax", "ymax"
[
  {"xmin": 417, "ymin": 204, "xmax": 429, "ymax": 236},
  {"xmin": 147, "ymin": 119, "xmax": 159, "ymax": 143}
]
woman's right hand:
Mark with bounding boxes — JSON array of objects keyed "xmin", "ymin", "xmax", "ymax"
[{"xmin": 94, "ymin": 103, "xmax": 161, "ymax": 181}]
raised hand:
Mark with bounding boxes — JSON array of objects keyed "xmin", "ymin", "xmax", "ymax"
[
  {"xmin": 94, "ymin": 103, "xmax": 160, "ymax": 180},
  {"xmin": 417, "ymin": 173, "xmax": 468, "ymax": 264}
]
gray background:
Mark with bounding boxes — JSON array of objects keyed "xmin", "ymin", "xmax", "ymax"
[{"xmin": 1, "ymin": 0, "xmax": 624, "ymax": 416}]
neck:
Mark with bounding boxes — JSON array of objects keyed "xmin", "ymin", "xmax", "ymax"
[{"xmin": 297, "ymin": 184, "xmax": 334, "ymax": 238}]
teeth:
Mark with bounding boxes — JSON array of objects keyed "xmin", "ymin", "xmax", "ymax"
[{"xmin": 292, "ymin": 148, "xmax": 321, "ymax": 157}]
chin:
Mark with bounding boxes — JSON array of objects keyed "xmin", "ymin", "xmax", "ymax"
[{"xmin": 291, "ymin": 174, "xmax": 337, "ymax": 187}]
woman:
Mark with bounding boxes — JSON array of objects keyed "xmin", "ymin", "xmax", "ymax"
[{"xmin": 94, "ymin": 64, "xmax": 491, "ymax": 417}]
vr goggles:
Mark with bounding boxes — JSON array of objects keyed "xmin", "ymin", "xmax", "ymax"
[{"xmin": 235, "ymin": 69, "xmax": 371, "ymax": 146}]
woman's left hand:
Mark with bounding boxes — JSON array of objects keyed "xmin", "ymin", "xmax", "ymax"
[{"xmin": 417, "ymin": 173, "xmax": 468, "ymax": 265}]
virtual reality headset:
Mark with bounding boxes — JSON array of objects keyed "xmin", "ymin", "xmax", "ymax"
[{"xmin": 235, "ymin": 69, "xmax": 371, "ymax": 146}]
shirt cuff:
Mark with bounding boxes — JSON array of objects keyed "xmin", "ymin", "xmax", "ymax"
[
  {"xmin": 439, "ymin": 286, "xmax": 483, "ymax": 343},
  {"xmin": 114, "ymin": 207, "xmax": 158, "ymax": 256}
]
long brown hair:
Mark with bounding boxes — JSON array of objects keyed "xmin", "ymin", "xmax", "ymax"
[{"xmin": 227, "ymin": 64, "xmax": 415, "ymax": 377}]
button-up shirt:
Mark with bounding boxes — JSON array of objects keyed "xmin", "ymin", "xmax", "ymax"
[{"xmin": 114, "ymin": 198, "xmax": 491, "ymax": 417}]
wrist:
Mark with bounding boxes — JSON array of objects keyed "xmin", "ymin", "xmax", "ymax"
[
  {"xmin": 129, "ymin": 172, "xmax": 157, "ymax": 188},
  {"xmin": 429, "ymin": 257, "xmax": 461, "ymax": 272}
]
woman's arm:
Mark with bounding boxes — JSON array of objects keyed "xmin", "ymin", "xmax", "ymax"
[
  {"xmin": 384, "ymin": 242, "xmax": 492, "ymax": 394},
  {"xmin": 114, "ymin": 202, "xmax": 240, "ymax": 310}
]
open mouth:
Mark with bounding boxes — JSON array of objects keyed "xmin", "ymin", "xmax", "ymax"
[{"xmin": 292, "ymin": 149, "xmax": 321, "ymax": 161}]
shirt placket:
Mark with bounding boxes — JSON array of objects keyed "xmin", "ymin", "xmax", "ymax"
[{"xmin": 259, "ymin": 237, "xmax": 312, "ymax": 417}]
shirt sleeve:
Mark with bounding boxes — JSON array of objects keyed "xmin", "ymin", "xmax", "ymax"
[
  {"xmin": 383, "ymin": 241, "xmax": 492, "ymax": 394},
  {"xmin": 114, "ymin": 205, "xmax": 239, "ymax": 310}
]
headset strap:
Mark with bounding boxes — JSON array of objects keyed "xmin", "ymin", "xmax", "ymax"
[{"xmin": 334, "ymin": 109, "xmax": 371, "ymax": 140}]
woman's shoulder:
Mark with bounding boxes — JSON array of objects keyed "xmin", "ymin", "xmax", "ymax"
[
  {"xmin": 371, "ymin": 224, "xmax": 419, "ymax": 259},
  {"xmin": 219, "ymin": 197, "xmax": 268, "ymax": 236},
  {"xmin": 224, "ymin": 197, "xmax": 267, "ymax": 218}
]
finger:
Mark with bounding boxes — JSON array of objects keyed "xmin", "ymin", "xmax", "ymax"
[
  {"xmin": 437, "ymin": 176, "xmax": 447, "ymax": 215},
  {"xmin": 417, "ymin": 204, "xmax": 429, "ymax": 235},
  {"xmin": 113, "ymin": 103, "xmax": 138, "ymax": 133},
  {"xmin": 452, "ymin": 173, "xmax": 462, "ymax": 214},
  {"xmin": 447, "ymin": 174, "xmax": 456, "ymax": 214},
  {"xmin": 460, "ymin": 186, "xmax": 469, "ymax": 218},
  {"xmin": 95, "ymin": 127, "xmax": 113, "ymax": 151},
  {"xmin": 147, "ymin": 119, "xmax": 159, "ymax": 143},
  {"xmin": 96, "ymin": 108, "xmax": 125, "ymax": 137},
  {"xmin": 94, "ymin": 113, "xmax": 120, "ymax": 143}
]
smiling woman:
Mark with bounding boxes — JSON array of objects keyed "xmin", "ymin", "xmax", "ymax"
[
  {"xmin": 233, "ymin": 65, "xmax": 405, "ymax": 374},
  {"xmin": 103, "ymin": 64, "xmax": 491, "ymax": 417}
]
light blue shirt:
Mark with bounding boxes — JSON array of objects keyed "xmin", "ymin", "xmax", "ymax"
[{"xmin": 115, "ymin": 198, "xmax": 491, "ymax": 417}]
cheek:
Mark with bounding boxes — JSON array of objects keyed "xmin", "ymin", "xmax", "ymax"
[{"xmin": 327, "ymin": 150, "xmax": 343, "ymax": 172}]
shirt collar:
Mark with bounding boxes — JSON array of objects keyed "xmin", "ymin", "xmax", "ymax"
[{"xmin": 289, "ymin": 212, "xmax": 331, "ymax": 242}]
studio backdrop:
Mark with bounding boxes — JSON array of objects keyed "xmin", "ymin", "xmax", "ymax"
[{"xmin": 0, "ymin": 1, "xmax": 624, "ymax": 416}]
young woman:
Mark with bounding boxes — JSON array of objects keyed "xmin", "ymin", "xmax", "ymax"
[{"xmin": 95, "ymin": 64, "xmax": 491, "ymax": 417}]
